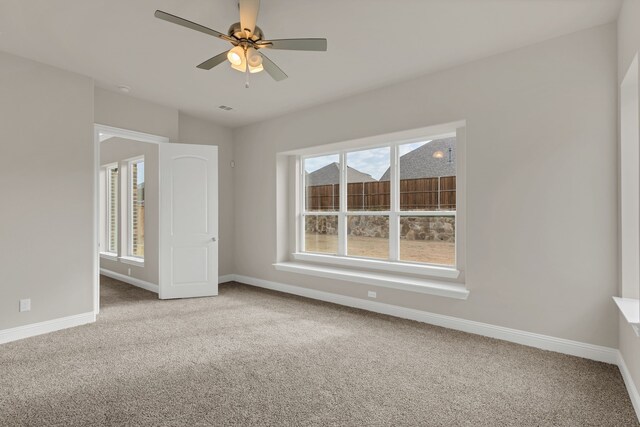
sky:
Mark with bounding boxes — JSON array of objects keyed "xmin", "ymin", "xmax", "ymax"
[
  {"xmin": 135, "ymin": 162, "xmax": 145, "ymax": 185},
  {"xmin": 304, "ymin": 140, "xmax": 430, "ymax": 180}
]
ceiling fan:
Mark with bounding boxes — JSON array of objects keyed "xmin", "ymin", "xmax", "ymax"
[{"xmin": 154, "ymin": 0, "xmax": 327, "ymax": 87}]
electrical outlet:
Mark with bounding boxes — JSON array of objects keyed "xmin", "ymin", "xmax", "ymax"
[
  {"xmin": 128, "ymin": 268, "xmax": 131, "ymax": 276},
  {"xmin": 19, "ymin": 299, "xmax": 31, "ymax": 312},
  {"xmin": 367, "ymin": 291, "xmax": 377, "ymax": 298}
]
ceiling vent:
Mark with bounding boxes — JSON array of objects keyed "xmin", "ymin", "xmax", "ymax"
[{"xmin": 218, "ymin": 105, "xmax": 233, "ymax": 111}]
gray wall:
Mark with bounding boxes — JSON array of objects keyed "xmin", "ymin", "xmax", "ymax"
[
  {"xmin": 617, "ymin": 0, "xmax": 640, "ymax": 398},
  {"xmin": 100, "ymin": 137, "xmax": 160, "ymax": 285},
  {"xmin": 0, "ymin": 52, "xmax": 94, "ymax": 329},
  {"xmin": 95, "ymin": 88, "xmax": 179, "ymax": 143},
  {"xmin": 232, "ymin": 24, "xmax": 618, "ymax": 347}
]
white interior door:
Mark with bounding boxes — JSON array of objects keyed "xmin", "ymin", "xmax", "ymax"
[{"xmin": 159, "ymin": 143, "xmax": 218, "ymax": 299}]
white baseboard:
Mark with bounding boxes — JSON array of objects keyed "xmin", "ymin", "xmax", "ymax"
[
  {"xmin": 232, "ymin": 274, "xmax": 618, "ymax": 364},
  {"xmin": 101, "ymin": 269, "xmax": 235, "ymax": 292},
  {"xmin": 0, "ymin": 311, "xmax": 95, "ymax": 345},
  {"xmin": 100, "ymin": 268, "xmax": 159, "ymax": 293},
  {"xmin": 218, "ymin": 274, "xmax": 235, "ymax": 284},
  {"xmin": 1, "ymin": 272, "xmax": 236, "ymax": 345},
  {"xmin": 618, "ymin": 350, "xmax": 640, "ymax": 421}
]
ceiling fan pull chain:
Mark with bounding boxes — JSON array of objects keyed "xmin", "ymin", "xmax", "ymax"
[{"xmin": 245, "ymin": 50, "xmax": 250, "ymax": 88}]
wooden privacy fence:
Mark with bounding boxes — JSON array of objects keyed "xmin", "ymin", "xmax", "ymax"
[{"xmin": 306, "ymin": 176, "xmax": 456, "ymax": 211}]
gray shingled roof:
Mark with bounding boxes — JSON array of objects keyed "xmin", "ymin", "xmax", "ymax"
[
  {"xmin": 306, "ymin": 162, "xmax": 376, "ymax": 186},
  {"xmin": 380, "ymin": 137, "xmax": 456, "ymax": 181}
]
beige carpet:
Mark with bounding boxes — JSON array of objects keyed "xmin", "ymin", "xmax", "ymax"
[{"xmin": 0, "ymin": 276, "xmax": 637, "ymax": 426}]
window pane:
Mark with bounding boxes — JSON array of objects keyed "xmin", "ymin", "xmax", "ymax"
[
  {"xmin": 399, "ymin": 137, "xmax": 456, "ymax": 211},
  {"xmin": 347, "ymin": 147, "xmax": 390, "ymax": 211},
  {"xmin": 305, "ymin": 215, "xmax": 338, "ymax": 254},
  {"xmin": 304, "ymin": 154, "xmax": 340, "ymax": 211},
  {"xmin": 347, "ymin": 215, "xmax": 389, "ymax": 259},
  {"xmin": 107, "ymin": 167, "xmax": 118, "ymax": 253},
  {"xmin": 131, "ymin": 160, "xmax": 144, "ymax": 258},
  {"xmin": 400, "ymin": 216, "xmax": 455, "ymax": 266}
]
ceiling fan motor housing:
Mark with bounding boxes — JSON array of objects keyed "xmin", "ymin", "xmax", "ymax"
[{"xmin": 228, "ymin": 22, "xmax": 264, "ymax": 43}]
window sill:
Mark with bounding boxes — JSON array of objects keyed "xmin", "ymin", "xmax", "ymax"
[
  {"xmin": 273, "ymin": 261, "xmax": 469, "ymax": 300},
  {"xmin": 292, "ymin": 252, "xmax": 460, "ymax": 279},
  {"xmin": 119, "ymin": 256, "xmax": 145, "ymax": 267},
  {"xmin": 99, "ymin": 252, "xmax": 118, "ymax": 262},
  {"xmin": 613, "ymin": 297, "xmax": 640, "ymax": 337}
]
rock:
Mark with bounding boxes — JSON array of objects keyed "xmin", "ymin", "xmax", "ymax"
[{"xmin": 401, "ymin": 222, "xmax": 410, "ymax": 235}]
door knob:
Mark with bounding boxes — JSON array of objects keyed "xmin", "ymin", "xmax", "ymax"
[{"xmin": 211, "ymin": 237, "xmax": 217, "ymax": 242}]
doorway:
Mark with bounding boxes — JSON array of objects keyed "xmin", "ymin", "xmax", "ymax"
[
  {"xmin": 93, "ymin": 124, "xmax": 220, "ymax": 314},
  {"xmin": 93, "ymin": 124, "xmax": 169, "ymax": 314}
]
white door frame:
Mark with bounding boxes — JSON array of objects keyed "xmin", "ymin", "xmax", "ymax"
[{"xmin": 93, "ymin": 124, "xmax": 169, "ymax": 315}]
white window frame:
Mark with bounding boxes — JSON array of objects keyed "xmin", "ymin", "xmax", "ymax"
[
  {"xmin": 99, "ymin": 163, "xmax": 119, "ymax": 260},
  {"xmin": 121, "ymin": 156, "xmax": 145, "ymax": 265},
  {"xmin": 292, "ymin": 126, "xmax": 463, "ymax": 281}
]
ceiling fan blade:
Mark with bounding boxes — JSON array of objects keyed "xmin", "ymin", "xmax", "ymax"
[
  {"xmin": 196, "ymin": 52, "xmax": 229, "ymax": 70},
  {"xmin": 154, "ymin": 10, "xmax": 230, "ymax": 41},
  {"xmin": 257, "ymin": 38, "xmax": 327, "ymax": 51},
  {"xmin": 239, "ymin": 0, "xmax": 260, "ymax": 37},
  {"xmin": 260, "ymin": 53, "xmax": 287, "ymax": 81}
]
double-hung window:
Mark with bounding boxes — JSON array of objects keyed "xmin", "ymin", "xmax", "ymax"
[
  {"xmin": 299, "ymin": 135, "xmax": 457, "ymax": 270},
  {"xmin": 100, "ymin": 156, "xmax": 145, "ymax": 265},
  {"xmin": 128, "ymin": 158, "xmax": 145, "ymax": 260},
  {"xmin": 102, "ymin": 164, "xmax": 119, "ymax": 256}
]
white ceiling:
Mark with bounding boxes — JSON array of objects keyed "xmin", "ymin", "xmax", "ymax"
[{"xmin": 0, "ymin": 0, "xmax": 621, "ymax": 127}]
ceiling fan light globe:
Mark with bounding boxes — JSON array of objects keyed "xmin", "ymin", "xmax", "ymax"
[
  {"xmin": 231, "ymin": 62, "xmax": 247, "ymax": 72},
  {"xmin": 228, "ymin": 52, "xmax": 242, "ymax": 65},
  {"xmin": 248, "ymin": 55, "xmax": 263, "ymax": 68},
  {"xmin": 249, "ymin": 64, "xmax": 264, "ymax": 73},
  {"xmin": 227, "ymin": 46, "xmax": 244, "ymax": 65},
  {"xmin": 246, "ymin": 47, "xmax": 262, "ymax": 68}
]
